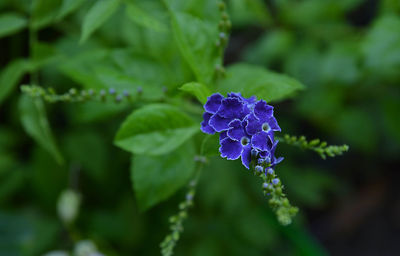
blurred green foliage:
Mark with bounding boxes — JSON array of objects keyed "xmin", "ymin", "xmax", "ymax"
[{"xmin": 0, "ymin": 0, "xmax": 399, "ymax": 255}]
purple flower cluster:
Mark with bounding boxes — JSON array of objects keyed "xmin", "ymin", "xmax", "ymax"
[{"xmin": 201, "ymin": 92, "xmax": 283, "ymax": 169}]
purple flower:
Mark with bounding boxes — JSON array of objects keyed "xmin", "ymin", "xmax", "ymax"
[
  {"xmin": 219, "ymin": 119, "xmax": 252, "ymax": 169},
  {"xmin": 200, "ymin": 112, "xmax": 215, "ymax": 134},
  {"xmin": 200, "ymin": 92, "xmax": 283, "ymax": 170},
  {"xmin": 245, "ymin": 100, "xmax": 280, "ymax": 135},
  {"xmin": 209, "ymin": 97, "xmax": 250, "ymax": 132},
  {"xmin": 259, "ymin": 140, "xmax": 284, "ymax": 168}
]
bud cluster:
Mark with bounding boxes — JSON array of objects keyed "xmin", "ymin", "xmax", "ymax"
[
  {"xmin": 252, "ymin": 157, "xmax": 298, "ymax": 226},
  {"xmin": 160, "ymin": 180, "xmax": 197, "ymax": 256},
  {"xmin": 21, "ymin": 85, "xmax": 144, "ymax": 104},
  {"xmin": 214, "ymin": 1, "xmax": 231, "ymax": 78},
  {"xmin": 279, "ymin": 134, "xmax": 349, "ymax": 159}
]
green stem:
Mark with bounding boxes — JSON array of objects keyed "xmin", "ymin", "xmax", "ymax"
[
  {"xmin": 29, "ymin": 26, "xmax": 38, "ymax": 85},
  {"xmin": 160, "ymin": 159, "xmax": 204, "ymax": 256}
]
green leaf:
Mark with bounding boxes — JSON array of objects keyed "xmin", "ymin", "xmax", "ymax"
[
  {"xmin": 32, "ymin": 0, "xmax": 62, "ymax": 30},
  {"xmin": 217, "ymin": 63, "xmax": 305, "ymax": 102},
  {"xmin": 200, "ymin": 134, "xmax": 220, "ymax": 157},
  {"xmin": 19, "ymin": 95, "xmax": 64, "ymax": 164},
  {"xmin": 179, "ymin": 82, "xmax": 211, "ymax": 104},
  {"xmin": 93, "ymin": 66, "xmax": 164, "ymax": 100},
  {"xmin": 80, "ymin": 0, "xmax": 121, "ymax": 43},
  {"xmin": 57, "ymin": 0, "xmax": 85, "ymax": 21},
  {"xmin": 0, "ymin": 59, "xmax": 30, "ymax": 105},
  {"xmin": 115, "ymin": 104, "xmax": 199, "ymax": 156},
  {"xmin": 229, "ymin": 0, "xmax": 271, "ymax": 27},
  {"xmin": 125, "ymin": 2, "xmax": 167, "ymax": 32},
  {"xmin": 168, "ymin": 11, "xmax": 220, "ymax": 84},
  {"xmin": 362, "ymin": 15, "xmax": 400, "ymax": 80},
  {"xmin": 131, "ymin": 141, "xmax": 195, "ymax": 211},
  {"xmin": 0, "ymin": 13, "xmax": 27, "ymax": 38}
]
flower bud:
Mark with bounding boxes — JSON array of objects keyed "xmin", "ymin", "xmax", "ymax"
[{"xmin": 57, "ymin": 189, "xmax": 81, "ymax": 224}]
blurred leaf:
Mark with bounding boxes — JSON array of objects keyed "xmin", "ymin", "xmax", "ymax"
[
  {"xmin": 80, "ymin": 0, "xmax": 121, "ymax": 43},
  {"xmin": 282, "ymin": 221, "xmax": 329, "ymax": 256},
  {"xmin": 362, "ymin": 15, "xmax": 400, "ymax": 80},
  {"xmin": 180, "ymin": 82, "xmax": 210, "ymax": 104},
  {"xmin": 168, "ymin": 11, "xmax": 220, "ymax": 84},
  {"xmin": 218, "ymin": 63, "xmax": 305, "ymax": 102},
  {"xmin": 243, "ymin": 29, "xmax": 294, "ymax": 66},
  {"xmin": 0, "ymin": 13, "xmax": 27, "ymax": 38},
  {"xmin": 58, "ymin": 49, "xmax": 109, "ymax": 89},
  {"xmin": 32, "ymin": 0, "xmax": 62, "ymax": 29},
  {"xmin": 0, "ymin": 211, "xmax": 60, "ymax": 256},
  {"xmin": 320, "ymin": 41, "xmax": 360, "ymax": 85},
  {"xmin": 279, "ymin": 0, "xmax": 343, "ymax": 28},
  {"xmin": 93, "ymin": 66, "xmax": 163, "ymax": 100},
  {"xmin": 115, "ymin": 104, "xmax": 199, "ymax": 155},
  {"xmin": 125, "ymin": 2, "xmax": 167, "ymax": 32},
  {"xmin": 19, "ymin": 95, "xmax": 64, "ymax": 164},
  {"xmin": 337, "ymin": 108, "xmax": 377, "ymax": 153},
  {"xmin": 228, "ymin": 0, "xmax": 271, "ymax": 27},
  {"xmin": 111, "ymin": 49, "xmax": 184, "ymax": 90},
  {"xmin": 57, "ymin": 0, "xmax": 85, "ymax": 20},
  {"xmin": 284, "ymin": 43, "xmax": 322, "ymax": 88},
  {"xmin": 0, "ymin": 59, "xmax": 30, "ymax": 105},
  {"xmin": 0, "ymin": 169, "xmax": 25, "ymax": 204},
  {"xmin": 63, "ymin": 131, "xmax": 108, "ymax": 182},
  {"xmin": 70, "ymin": 101, "xmax": 130, "ymax": 123},
  {"xmin": 200, "ymin": 133, "xmax": 220, "ymax": 157},
  {"xmin": 282, "ymin": 166, "xmax": 337, "ymax": 207},
  {"xmin": 382, "ymin": 95, "xmax": 400, "ymax": 144},
  {"xmin": 31, "ymin": 147, "xmax": 68, "ymax": 208},
  {"xmin": 131, "ymin": 141, "xmax": 195, "ymax": 211}
]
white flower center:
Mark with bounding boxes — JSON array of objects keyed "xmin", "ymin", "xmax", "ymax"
[
  {"xmin": 262, "ymin": 122, "xmax": 270, "ymax": 132},
  {"xmin": 241, "ymin": 136, "xmax": 250, "ymax": 146}
]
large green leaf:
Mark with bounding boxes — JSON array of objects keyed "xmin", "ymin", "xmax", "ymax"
[
  {"xmin": 32, "ymin": 0, "xmax": 62, "ymax": 30},
  {"xmin": 229, "ymin": 0, "xmax": 271, "ymax": 27},
  {"xmin": 115, "ymin": 104, "xmax": 199, "ymax": 155},
  {"xmin": 19, "ymin": 95, "xmax": 64, "ymax": 164},
  {"xmin": 80, "ymin": 0, "xmax": 121, "ymax": 43},
  {"xmin": 200, "ymin": 133, "xmax": 220, "ymax": 157},
  {"xmin": 362, "ymin": 15, "xmax": 400, "ymax": 80},
  {"xmin": 131, "ymin": 141, "xmax": 195, "ymax": 211},
  {"xmin": 125, "ymin": 2, "xmax": 167, "ymax": 32},
  {"xmin": 0, "ymin": 59, "xmax": 30, "ymax": 105},
  {"xmin": 168, "ymin": 11, "xmax": 220, "ymax": 84},
  {"xmin": 179, "ymin": 82, "xmax": 210, "ymax": 104},
  {"xmin": 217, "ymin": 63, "xmax": 305, "ymax": 102},
  {"xmin": 57, "ymin": 0, "xmax": 85, "ymax": 21},
  {"xmin": 0, "ymin": 13, "xmax": 27, "ymax": 38}
]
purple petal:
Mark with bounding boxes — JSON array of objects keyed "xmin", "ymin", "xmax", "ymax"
[
  {"xmin": 204, "ymin": 93, "xmax": 224, "ymax": 114},
  {"xmin": 259, "ymin": 150, "xmax": 270, "ymax": 160},
  {"xmin": 219, "ymin": 138, "xmax": 243, "ymax": 160},
  {"xmin": 220, "ymin": 131, "xmax": 228, "ymax": 141},
  {"xmin": 209, "ymin": 114, "xmax": 231, "ymax": 132},
  {"xmin": 254, "ymin": 100, "xmax": 273, "ymax": 121},
  {"xmin": 251, "ymin": 131, "xmax": 273, "ymax": 151},
  {"xmin": 273, "ymin": 156, "xmax": 284, "ymax": 165},
  {"xmin": 270, "ymin": 139, "xmax": 278, "ymax": 155},
  {"xmin": 267, "ymin": 116, "xmax": 281, "ymax": 132},
  {"xmin": 227, "ymin": 92, "xmax": 257, "ymax": 105},
  {"xmin": 200, "ymin": 112, "xmax": 215, "ymax": 134},
  {"xmin": 227, "ymin": 119, "xmax": 246, "ymax": 141},
  {"xmin": 245, "ymin": 113, "xmax": 262, "ymax": 135},
  {"xmin": 218, "ymin": 98, "xmax": 244, "ymax": 119},
  {"xmin": 241, "ymin": 144, "xmax": 252, "ymax": 169},
  {"xmin": 245, "ymin": 95, "xmax": 257, "ymax": 105},
  {"xmin": 227, "ymin": 92, "xmax": 244, "ymax": 99}
]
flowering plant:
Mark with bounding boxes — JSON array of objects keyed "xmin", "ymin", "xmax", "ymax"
[{"xmin": 0, "ymin": 0, "xmax": 355, "ymax": 255}]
